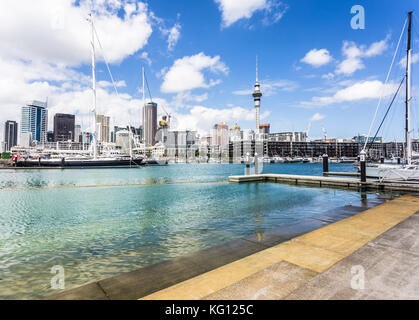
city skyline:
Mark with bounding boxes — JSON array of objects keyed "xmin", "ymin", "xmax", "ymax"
[{"xmin": 0, "ymin": 0, "xmax": 418, "ymax": 144}]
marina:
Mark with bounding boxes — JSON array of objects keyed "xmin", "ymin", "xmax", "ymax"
[
  {"xmin": 0, "ymin": 163, "xmax": 404, "ymax": 299},
  {"xmin": 0, "ymin": 1, "xmax": 418, "ymax": 306}
]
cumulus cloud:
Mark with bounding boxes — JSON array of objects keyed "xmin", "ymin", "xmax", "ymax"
[
  {"xmin": 173, "ymin": 105, "xmax": 270, "ymax": 133},
  {"xmin": 300, "ymin": 80, "xmax": 398, "ymax": 107},
  {"xmin": 0, "ymin": 0, "xmax": 153, "ymax": 66},
  {"xmin": 215, "ymin": 0, "xmax": 288, "ymax": 28},
  {"xmin": 300, "ymin": 49, "xmax": 333, "ymax": 67},
  {"xmin": 335, "ymin": 37, "xmax": 389, "ymax": 75},
  {"xmin": 161, "ymin": 52, "xmax": 229, "ymax": 93},
  {"xmin": 0, "ymin": 0, "xmax": 171, "ymax": 141}
]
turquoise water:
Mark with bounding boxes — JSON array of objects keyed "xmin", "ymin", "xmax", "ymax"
[{"xmin": 0, "ymin": 163, "xmax": 377, "ymax": 299}]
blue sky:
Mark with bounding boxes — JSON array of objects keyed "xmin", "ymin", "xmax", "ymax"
[{"xmin": 0, "ymin": 0, "xmax": 418, "ymax": 141}]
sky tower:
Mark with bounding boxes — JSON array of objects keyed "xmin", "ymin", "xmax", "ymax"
[{"xmin": 252, "ymin": 56, "xmax": 262, "ymax": 133}]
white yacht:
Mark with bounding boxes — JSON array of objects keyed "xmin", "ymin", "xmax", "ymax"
[{"xmin": 366, "ymin": 12, "xmax": 419, "ymax": 181}]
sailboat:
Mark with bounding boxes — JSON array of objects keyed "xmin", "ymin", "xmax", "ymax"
[
  {"xmin": 15, "ymin": 13, "xmax": 143, "ymax": 168},
  {"xmin": 366, "ymin": 11, "xmax": 419, "ymax": 181}
]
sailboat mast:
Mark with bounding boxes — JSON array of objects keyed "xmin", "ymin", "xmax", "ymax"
[
  {"xmin": 90, "ymin": 14, "xmax": 98, "ymax": 160},
  {"xmin": 142, "ymin": 67, "xmax": 146, "ymax": 155},
  {"xmin": 406, "ymin": 11, "xmax": 412, "ymax": 165}
]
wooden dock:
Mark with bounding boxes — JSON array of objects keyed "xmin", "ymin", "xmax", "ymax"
[{"xmin": 229, "ymin": 173, "xmax": 419, "ymax": 192}]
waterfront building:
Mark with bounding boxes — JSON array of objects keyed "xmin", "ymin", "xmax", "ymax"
[
  {"xmin": 269, "ymin": 132, "xmax": 308, "ymax": 143},
  {"xmin": 20, "ymin": 132, "xmax": 32, "ymax": 147},
  {"xmin": 53, "ymin": 113, "xmax": 75, "ymax": 142},
  {"xmin": 4, "ymin": 120, "xmax": 18, "ymax": 151},
  {"xmin": 115, "ymin": 130, "xmax": 131, "ymax": 153},
  {"xmin": 259, "ymin": 123, "xmax": 270, "ymax": 135},
  {"xmin": 21, "ymin": 100, "xmax": 48, "ymax": 145},
  {"xmin": 74, "ymin": 125, "xmax": 81, "ymax": 143},
  {"xmin": 111, "ymin": 126, "xmax": 126, "ymax": 143},
  {"xmin": 47, "ymin": 131, "xmax": 54, "ymax": 142},
  {"xmin": 96, "ymin": 114, "xmax": 110, "ymax": 143},
  {"xmin": 354, "ymin": 135, "xmax": 384, "ymax": 144},
  {"xmin": 211, "ymin": 122, "xmax": 229, "ymax": 147},
  {"xmin": 143, "ymin": 102, "xmax": 158, "ymax": 146}
]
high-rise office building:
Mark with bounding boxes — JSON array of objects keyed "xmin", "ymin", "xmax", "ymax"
[
  {"xmin": 74, "ymin": 125, "xmax": 81, "ymax": 143},
  {"xmin": 53, "ymin": 113, "xmax": 75, "ymax": 142},
  {"xmin": 96, "ymin": 114, "xmax": 110, "ymax": 143},
  {"xmin": 211, "ymin": 122, "xmax": 229, "ymax": 147},
  {"xmin": 4, "ymin": 120, "xmax": 18, "ymax": 151},
  {"xmin": 143, "ymin": 102, "xmax": 157, "ymax": 146},
  {"xmin": 21, "ymin": 100, "xmax": 48, "ymax": 145}
]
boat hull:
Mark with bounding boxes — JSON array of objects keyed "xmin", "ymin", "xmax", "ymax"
[
  {"xmin": 15, "ymin": 158, "xmax": 143, "ymax": 168},
  {"xmin": 366, "ymin": 164, "xmax": 419, "ymax": 180}
]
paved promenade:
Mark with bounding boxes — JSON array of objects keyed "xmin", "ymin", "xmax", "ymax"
[{"xmin": 143, "ymin": 195, "xmax": 419, "ymax": 300}]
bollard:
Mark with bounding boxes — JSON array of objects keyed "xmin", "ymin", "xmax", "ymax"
[
  {"xmin": 246, "ymin": 163, "xmax": 250, "ymax": 175},
  {"xmin": 380, "ymin": 157, "xmax": 385, "ymax": 164},
  {"xmin": 360, "ymin": 150, "xmax": 366, "ymax": 192},
  {"xmin": 322, "ymin": 154, "xmax": 329, "ymax": 175},
  {"xmin": 245, "ymin": 152, "xmax": 250, "ymax": 175},
  {"xmin": 254, "ymin": 153, "xmax": 258, "ymax": 175},
  {"xmin": 397, "ymin": 157, "xmax": 401, "ymax": 165}
]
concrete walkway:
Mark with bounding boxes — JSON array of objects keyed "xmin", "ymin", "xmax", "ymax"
[{"xmin": 143, "ymin": 195, "xmax": 419, "ymax": 300}]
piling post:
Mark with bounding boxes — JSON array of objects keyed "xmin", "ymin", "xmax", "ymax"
[
  {"xmin": 245, "ymin": 152, "xmax": 250, "ymax": 176},
  {"xmin": 360, "ymin": 150, "xmax": 367, "ymax": 192},
  {"xmin": 322, "ymin": 154, "xmax": 328, "ymax": 175},
  {"xmin": 254, "ymin": 152, "xmax": 259, "ymax": 175}
]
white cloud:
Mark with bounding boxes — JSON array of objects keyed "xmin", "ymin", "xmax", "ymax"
[
  {"xmin": 98, "ymin": 80, "xmax": 127, "ymax": 88},
  {"xmin": 336, "ymin": 37, "xmax": 389, "ymax": 75},
  {"xmin": 0, "ymin": 0, "xmax": 172, "ymax": 142},
  {"xmin": 167, "ymin": 23, "xmax": 181, "ymax": 51},
  {"xmin": 309, "ymin": 113, "xmax": 325, "ymax": 122},
  {"xmin": 215, "ymin": 0, "xmax": 287, "ymax": 28},
  {"xmin": 233, "ymin": 79, "xmax": 298, "ymax": 96},
  {"xmin": 322, "ymin": 73, "xmax": 335, "ymax": 80},
  {"xmin": 173, "ymin": 105, "xmax": 270, "ymax": 133},
  {"xmin": 139, "ymin": 51, "xmax": 152, "ymax": 65},
  {"xmin": 301, "ymin": 49, "xmax": 332, "ymax": 67},
  {"xmin": 399, "ymin": 52, "xmax": 419, "ymax": 67},
  {"xmin": 0, "ymin": 0, "xmax": 153, "ymax": 66},
  {"xmin": 161, "ymin": 53, "xmax": 229, "ymax": 93},
  {"xmin": 300, "ymin": 80, "xmax": 398, "ymax": 107}
]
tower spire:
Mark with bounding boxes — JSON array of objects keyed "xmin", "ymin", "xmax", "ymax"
[
  {"xmin": 256, "ymin": 55, "xmax": 259, "ymax": 83},
  {"xmin": 253, "ymin": 55, "xmax": 262, "ymax": 133}
]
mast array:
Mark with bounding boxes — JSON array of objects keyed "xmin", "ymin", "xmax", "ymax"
[{"xmin": 406, "ymin": 11, "xmax": 412, "ymax": 165}]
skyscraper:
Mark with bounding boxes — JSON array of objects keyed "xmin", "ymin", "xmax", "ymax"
[
  {"xmin": 143, "ymin": 102, "xmax": 157, "ymax": 146},
  {"xmin": 21, "ymin": 100, "xmax": 48, "ymax": 145},
  {"xmin": 4, "ymin": 120, "xmax": 18, "ymax": 151},
  {"xmin": 252, "ymin": 57, "xmax": 262, "ymax": 133},
  {"xmin": 96, "ymin": 114, "xmax": 110, "ymax": 143},
  {"xmin": 53, "ymin": 113, "xmax": 75, "ymax": 142},
  {"xmin": 74, "ymin": 125, "xmax": 81, "ymax": 143}
]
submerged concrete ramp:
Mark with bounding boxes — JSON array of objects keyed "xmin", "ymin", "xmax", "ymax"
[{"xmin": 143, "ymin": 195, "xmax": 419, "ymax": 300}]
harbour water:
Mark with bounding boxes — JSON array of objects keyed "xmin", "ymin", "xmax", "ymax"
[{"xmin": 0, "ymin": 163, "xmax": 391, "ymax": 299}]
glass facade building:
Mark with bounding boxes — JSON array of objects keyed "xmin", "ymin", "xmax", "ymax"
[{"xmin": 21, "ymin": 100, "xmax": 48, "ymax": 145}]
